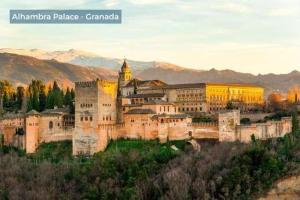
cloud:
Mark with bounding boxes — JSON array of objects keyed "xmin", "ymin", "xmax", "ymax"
[
  {"xmin": 127, "ymin": 0, "xmax": 177, "ymax": 5},
  {"xmin": 103, "ymin": 0, "xmax": 119, "ymax": 7},
  {"xmin": 213, "ymin": 2, "xmax": 253, "ymax": 14},
  {"xmin": 268, "ymin": 8, "xmax": 300, "ymax": 17},
  {"xmin": 1, "ymin": 0, "xmax": 88, "ymax": 8}
]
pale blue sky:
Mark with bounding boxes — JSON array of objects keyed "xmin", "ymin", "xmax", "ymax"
[{"xmin": 0, "ymin": 0, "xmax": 300, "ymax": 74}]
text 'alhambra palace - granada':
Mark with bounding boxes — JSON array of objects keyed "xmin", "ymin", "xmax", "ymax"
[{"xmin": 0, "ymin": 60, "xmax": 292, "ymax": 155}]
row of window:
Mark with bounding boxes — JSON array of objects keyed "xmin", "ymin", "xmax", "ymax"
[
  {"xmin": 177, "ymin": 89, "xmax": 202, "ymax": 94},
  {"xmin": 178, "ymin": 107, "xmax": 202, "ymax": 112},
  {"xmin": 177, "ymin": 94, "xmax": 202, "ymax": 97},
  {"xmin": 80, "ymin": 103, "xmax": 93, "ymax": 108},
  {"xmin": 129, "ymin": 118, "xmax": 184, "ymax": 124},
  {"xmin": 103, "ymin": 104, "xmax": 112, "ymax": 107},
  {"xmin": 103, "ymin": 116, "xmax": 112, "ymax": 121},
  {"xmin": 28, "ymin": 123, "xmax": 39, "ymax": 126},
  {"xmin": 209, "ymin": 96, "xmax": 262, "ymax": 102},
  {"xmin": 80, "ymin": 116, "xmax": 93, "ymax": 122},
  {"xmin": 161, "ymin": 118, "xmax": 184, "ymax": 123},
  {"xmin": 159, "ymin": 106, "xmax": 170, "ymax": 112},
  {"xmin": 181, "ymin": 103, "xmax": 203, "ymax": 106},
  {"xmin": 177, "ymin": 97, "xmax": 202, "ymax": 101},
  {"xmin": 209, "ymin": 89, "xmax": 261, "ymax": 94}
]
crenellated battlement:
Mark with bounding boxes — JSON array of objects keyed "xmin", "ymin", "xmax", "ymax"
[{"xmin": 75, "ymin": 80, "xmax": 98, "ymax": 88}]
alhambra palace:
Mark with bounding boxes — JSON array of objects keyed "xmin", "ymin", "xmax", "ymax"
[{"xmin": 0, "ymin": 61, "xmax": 292, "ymax": 155}]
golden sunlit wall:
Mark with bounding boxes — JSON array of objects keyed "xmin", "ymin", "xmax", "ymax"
[
  {"xmin": 98, "ymin": 80, "xmax": 117, "ymax": 98},
  {"xmin": 205, "ymin": 84, "xmax": 264, "ymax": 110}
]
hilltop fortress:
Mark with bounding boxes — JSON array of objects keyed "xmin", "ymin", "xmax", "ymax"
[{"xmin": 0, "ymin": 61, "xmax": 292, "ymax": 154}]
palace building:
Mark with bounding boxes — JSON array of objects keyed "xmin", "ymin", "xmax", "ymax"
[{"xmin": 0, "ymin": 60, "xmax": 291, "ymax": 156}]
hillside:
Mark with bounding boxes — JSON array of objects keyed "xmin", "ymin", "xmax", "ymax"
[
  {"xmin": 1, "ymin": 126, "xmax": 300, "ymax": 199},
  {"xmin": 137, "ymin": 67, "xmax": 300, "ymax": 94},
  {"xmin": 0, "ymin": 53, "xmax": 117, "ymax": 87}
]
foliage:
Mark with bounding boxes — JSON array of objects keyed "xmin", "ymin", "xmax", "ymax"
[
  {"xmin": 240, "ymin": 117, "xmax": 251, "ymax": 125},
  {"xmin": 0, "ymin": 121, "xmax": 299, "ymax": 199},
  {"xmin": 28, "ymin": 140, "xmax": 73, "ymax": 163},
  {"xmin": 0, "ymin": 79, "xmax": 75, "ymax": 113},
  {"xmin": 138, "ymin": 120, "xmax": 300, "ymax": 200},
  {"xmin": 226, "ymin": 101, "xmax": 235, "ymax": 110},
  {"xmin": 264, "ymin": 111, "xmax": 291, "ymax": 121},
  {"xmin": 0, "ymin": 139, "xmax": 184, "ymax": 199}
]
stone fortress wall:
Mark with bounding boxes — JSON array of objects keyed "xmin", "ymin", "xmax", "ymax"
[
  {"xmin": 0, "ymin": 109, "xmax": 74, "ymax": 153},
  {"xmin": 0, "ymin": 96, "xmax": 292, "ymax": 155},
  {"xmin": 82, "ymin": 109, "xmax": 291, "ymax": 154},
  {"xmin": 235, "ymin": 117, "xmax": 292, "ymax": 142}
]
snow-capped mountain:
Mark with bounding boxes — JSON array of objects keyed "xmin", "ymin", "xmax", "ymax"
[{"xmin": 0, "ymin": 48, "xmax": 174, "ymax": 73}]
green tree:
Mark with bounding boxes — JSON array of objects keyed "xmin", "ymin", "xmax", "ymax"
[
  {"xmin": 27, "ymin": 80, "xmax": 46, "ymax": 111},
  {"xmin": 16, "ymin": 86, "xmax": 25, "ymax": 110},
  {"xmin": 3, "ymin": 91, "xmax": 9, "ymax": 109},
  {"xmin": 71, "ymin": 88, "xmax": 75, "ymax": 99},
  {"xmin": 46, "ymin": 82, "xmax": 63, "ymax": 109},
  {"xmin": 226, "ymin": 101, "xmax": 234, "ymax": 110},
  {"xmin": 64, "ymin": 87, "xmax": 74, "ymax": 112},
  {"xmin": 46, "ymin": 86, "xmax": 53, "ymax": 109},
  {"xmin": 39, "ymin": 85, "xmax": 47, "ymax": 112}
]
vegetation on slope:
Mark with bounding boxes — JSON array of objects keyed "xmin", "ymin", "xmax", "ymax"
[
  {"xmin": 0, "ymin": 113, "xmax": 299, "ymax": 200},
  {"xmin": 0, "ymin": 139, "xmax": 185, "ymax": 199},
  {"xmin": 138, "ymin": 112, "xmax": 300, "ymax": 199}
]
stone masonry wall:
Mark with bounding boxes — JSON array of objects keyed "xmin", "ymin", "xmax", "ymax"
[{"xmin": 236, "ymin": 117, "xmax": 292, "ymax": 142}]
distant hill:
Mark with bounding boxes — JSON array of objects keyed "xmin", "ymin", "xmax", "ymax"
[
  {"xmin": 137, "ymin": 67, "xmax": 300, "ymax": 95},
  {"xmin": 0, "ymin": 48, "xmax": 158, "ymax": 73},
  {"xmin": 0, "ymin": 53, "xmax": 117, "ymax": 87},
  {"xmin": 0, "ymin": 49, "xmax": 300, "ymax": 95}
]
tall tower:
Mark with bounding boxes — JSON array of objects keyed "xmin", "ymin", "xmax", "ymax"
[
  {"xmin": 116, "ymin": 76, "xmax": 123, "ymax": 124},
  {"xmin": 73, "ymin": 79, "xmax": 117, "ymax": 155},
  {"xmin": 116, "ymin": 60, "xmax": 132, "ymax": 123},
  {"xmin": 118, "ymin": 59, "xmax": 132, "ymax": 88}
]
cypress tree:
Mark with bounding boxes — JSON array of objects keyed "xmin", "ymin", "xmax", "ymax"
[
  {"xmin": 47, "ymin": 82, "xmax": 63, "ymax": 108},
  {"xmin": 32, "ymin": 92, "xmax": 39, "ymax": 111},
  {"xmin": 3, "ymin": 92, "xmax": 9, "ymax": 110},
  {"xmin": 27, "ymin": 94, "xmax": 33, "ymax": 111},
  {"xmin": 16, "ymin": 86, "xmax": 25, "ymax": 110},
  {"xmin": 64, "ymin": 88, "xmax": 72, "ymax": 106},
  {"xmin": 39, "ymin": 85, "xmax": 47, "ymax": 111},
  {"xmin": 71, "ymin": 88, "xmax": 75, "ymax": 99},
  {"xmin": 46, "ymin": 86, "xmax": 54, "ymax": 109}
]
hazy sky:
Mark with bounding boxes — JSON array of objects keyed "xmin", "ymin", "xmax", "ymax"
[{"xmin": 0, "ymin": 0, "xmax": 300, "ymax": 74}]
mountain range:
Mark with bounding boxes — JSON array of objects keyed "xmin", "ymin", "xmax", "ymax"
[
  {"xmin": 0, "ymin": 48, "xmax": 299, "ymax": 95},
  {"xmin": 0, "ymin": 53, "xmax": 117, "ymax": 88}
]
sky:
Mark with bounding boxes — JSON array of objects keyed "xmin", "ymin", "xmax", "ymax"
[{"xmin": 0, "ymin": 0, "xmax": 300, "ymax": 74}]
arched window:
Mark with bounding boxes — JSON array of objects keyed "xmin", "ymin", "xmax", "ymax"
[{"xmin": 49, "ymin": 121, "xmax": 53, "ymax": 129}]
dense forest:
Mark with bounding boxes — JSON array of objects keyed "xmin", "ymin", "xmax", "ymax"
[
  {"xmin": 0, "ymin": 80, "xmax": 75, "ymax": 114},
  {"xmin": 0, "ymin": 113, "xmax": 299, "ymax": 199}
]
